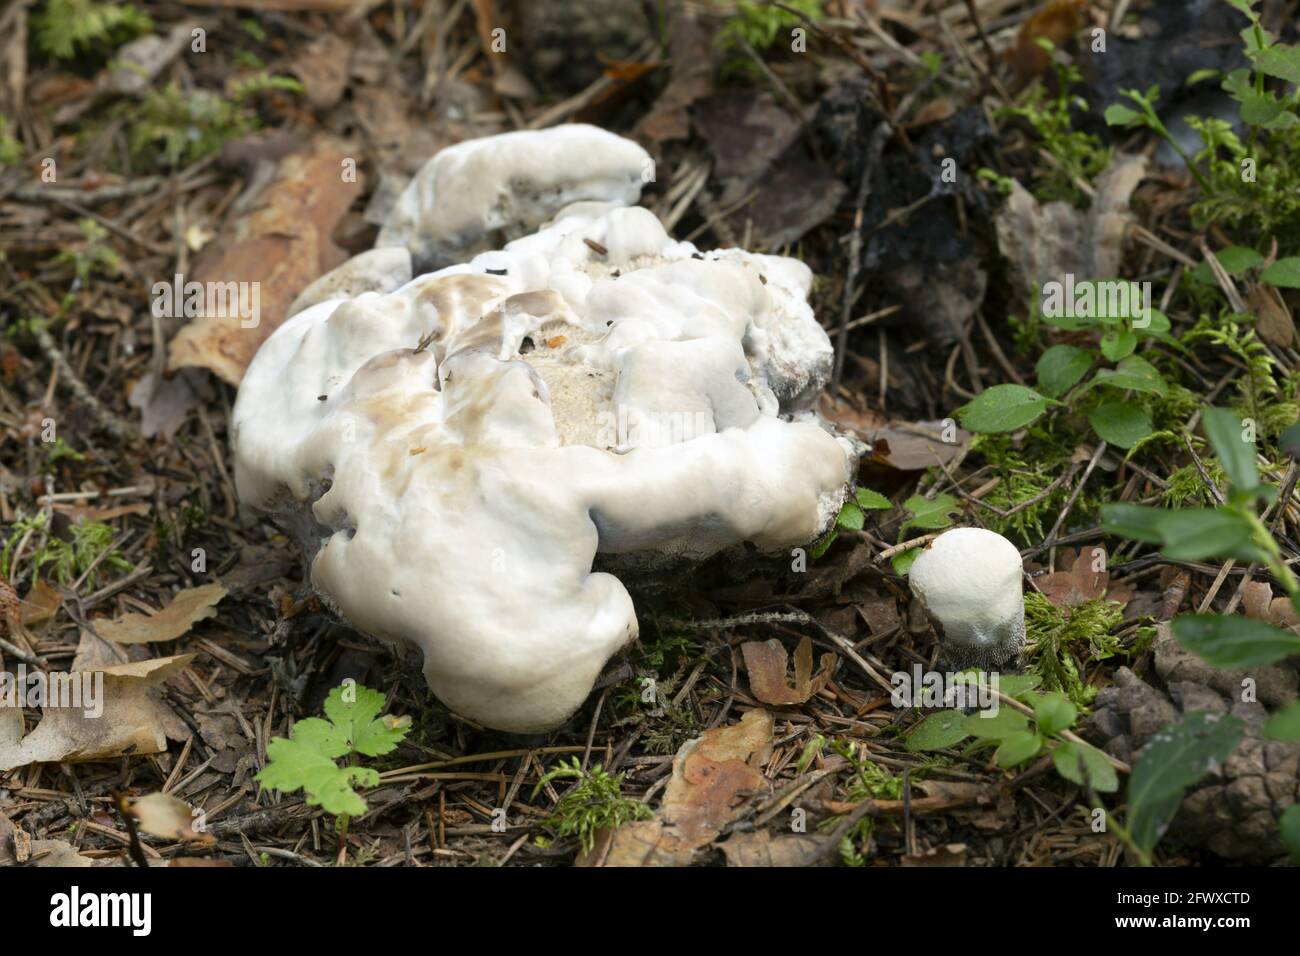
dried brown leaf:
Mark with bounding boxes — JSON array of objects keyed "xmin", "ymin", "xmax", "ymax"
[{"xmin": 96, "ymin": 584, "xmax": 226, "ymax": 644}]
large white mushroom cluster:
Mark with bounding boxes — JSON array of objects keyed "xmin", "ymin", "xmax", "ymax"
[{"xmin": 233, "ymin": 125, "xmax": 855, "ymax": 732}]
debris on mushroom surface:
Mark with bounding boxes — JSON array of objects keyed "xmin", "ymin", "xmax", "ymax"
[
  {"xmin": 908, "ymin": 527, "xmax": 1026, "ymax": 670},
  {"xmin": 375, "ymin": 124, "xmax": 654, "ymax": 272},
  {"xmin": 232, "ymin": 127, "xmax": 856, "ymax": 733}
]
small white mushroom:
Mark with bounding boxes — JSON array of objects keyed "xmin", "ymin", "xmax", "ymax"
[{"xmin": 908, "ymin": 527, "xmax": 1025, "ymax": 670}]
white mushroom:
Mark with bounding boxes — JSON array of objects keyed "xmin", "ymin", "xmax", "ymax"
[
  {"xmin": 907, "ymin": 527, "xmax": 1025, "ymax": 670},
  {"xmin": 233, "ymin": 128, "xmax": 854, "ymax": 733},
  {"xmin": 375, "ymin": 124, "xmax": 652, "ymax": 271}
]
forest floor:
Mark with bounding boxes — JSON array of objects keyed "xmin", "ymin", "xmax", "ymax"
[{"xmin": 2, "ymin": 0, "xmax": 1299, "ymax": 868}]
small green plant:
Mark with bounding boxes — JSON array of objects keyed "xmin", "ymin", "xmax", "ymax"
[
  {"xmin": 33, "ymin": 0, "xmax": 151, "ymax": 61},
  {"xmin": 718, "ymin": 0, "xmax": 822, "ymax": 54},
  {"xmin": 957, "ymin": 280, "xmax": 1178, "ymax": 454},
  {"xmin": 906, "ymin": 674, "xmax": 1119, "ymax": 794},
  {"xmin": 0, "ymin": 116, "xmax": 22, "ymax": 167},
  {"xmin": 1103, "ymin": 406, "xmax": 1300, "ymax": 860},
  {"xmin": 1105, "ymin": 0, "xmax": 1300, "ymax": 244},
  {"xmin": 1023, "ymin": 592, "xmax": 1125, "ymax": 706},
  {"xmin": 811, "ymin": 487, "xmax": 891, "ymax": 558},
  {"xmin": 998, "ymin": 39, "xmax": 1111, "ymax": 204},
  {"xmin": 257, "ymin": 683, "xmax": 410, "ymax": 827},
  {"xmin": 533, "ymin": 757, "xmax": 652, "ymax": 854},
  {"xmin": 819, "ymin": 738, "xmax": 904, "ymax": 866},
  {"xmin": 0, "ymin": 513, "xmax": 129, "ymax": 587},
  {"xmin": 122, "ymin": 74, "xmax": 302, "ymax": 170}
]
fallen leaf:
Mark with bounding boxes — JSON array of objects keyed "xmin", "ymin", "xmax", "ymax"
[
  {"xmin": 1241, "ymin": 580, "xmax": 1300, "ymax": 631},
  {"xmin": 900, "ymin": 842, "xmax": 968, "ymax": 866},
  {"xmin": 588, "ymin": 709, "xmax": 774, "ymax": 866},
  {"xmin": 720, "ymin": 829, "xmax": 830, "ymax": 866},
  {"xmin": 166, "ymin": 138, "xmax": 363, "ymax": 385},
  {"xmin": 288, "ymin": 32, "xmax": 353, "ymax": 111},
  {"xmin": 96, "ymin": 584, "xmax": 226, "ymax": 644},
  {"xmin": 0, "ymin": 651, "xmax": 195, "ymax": 772},
  {"xmin": 1032, "ymin": 546, "xmax": 1133, "ymax": 609},
  {"xmin": 19, "ymin": 579, "xmax": 61, "ymax": 626},
  {"xmin": 1006, "ymin": 0, "xmax": 1087, "ymax": 83},
  {"xmin": 996, "ymin": 153, "xmax": 1148, "ymax": 310},
  {"xmin": 29, "ymin": 839, "xmax": 96, "ymax": 867},
  {"xmin": 1245, "ymin": 278, "xmax": 1295, "ymax": 348},
  {"xmin": 741, "ymin": 636, "xmax": 836, "ymax": 706},
  {"xmin": 128, "ymin": 369, "xmax": 203, "ymax": 440},
  {"xmin": 633, "ymin": 8, "xmax": 714, "ymax": 145},
  {"xmin": 130, "ymin": 793, "xmax": 212, "ymax": 843}
]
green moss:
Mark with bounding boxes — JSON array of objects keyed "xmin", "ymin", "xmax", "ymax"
[
  {"xmin": 533, "ymin": 758, "xmax": 652, "ymax": 854},
  {"xmin": 1024, "ymin": 592, "xmax": 1124, "ymax": 708}
]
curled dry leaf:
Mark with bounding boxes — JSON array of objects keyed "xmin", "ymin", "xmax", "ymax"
[
  {"xmin": 0, "ymin": 651, "xmax": 194, "ymax": 772},
  {"xmin": 166, "ymin": 137, "xmax": 364, "ymax": 386},
  {"xmin": 1031, "ymin": 546, "xmax": 1133, "ymax": 609},
  {"xmin": 720, "ymin": 830, "xmax": 830, "ymax": 867},
  {"xmin": 96, "ymin": 584, "xmax": 227, "ymax": 644},
  {"xmin": 130, "ymin": 793, "xmax": 213, "ymax": 844},
  {"xmin": 741, "ymin": 636, "xmax": 836, "ymax": 706},
  {"xmin": 1241, "ymin": 580, "xmax": 1300, "ymax": 632},
  {"xmin": 584, "ymin": 708, "xmax": 774, "ymax": 866}
]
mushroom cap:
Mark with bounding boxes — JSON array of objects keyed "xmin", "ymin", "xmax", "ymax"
[{"xmin": 908, "ymin": 527, "xmax": 1024, "ymax": 640}]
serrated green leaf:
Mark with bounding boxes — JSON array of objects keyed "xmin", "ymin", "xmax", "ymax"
[
  {"xmin": 1260, "ymin": 257, "xmax": 1300, "ymax": 289},
  {"xmin": 1051, "ymin": 740, "xmax": 1119, "ymax": 792},
  {"xmin": 1254, "ymin": 44, "xmax": 1300, "ymax": 84},
  {"xmin": 1035, "ymin": 344, "xmax": 1093, "ymax": 398},
  {"xmin": 957, "ymin": 384, "xmax": 1052, "ymax": 433},
  {"xmin": 1090, "ymin": 355, "xmax": 1167, "ymax": 397},
  {"xmin": 1172, "ymin": 614, "xmax": 1300, "ymax": 668},
  {"xmin": 1127, "ymin": 712, "xmax": 1244, "ymax": 854},
  {"xmin": 1101, "ymin": 502, "xmax": 1167, "ymax": 544},
  {"xmin": 995, "ymin": 731, "xmax": 1044, "ymax": 768},
  {"xmin": 962, "ymin": 706, "xmax": 1029, "ymax": 740},
  {"xmin": 901, "ymin": 493, "xmax": 959, "ymax": 533},
  {"xmin": 837, "ymin": 501, "xmax": 865, "ymax": 531},
  {"xmin": 257, "ymin": 738, "xmax": 375, "ymax": 817},
  {"xmin": 323, "ymin": 683, "xmax": 408, "ymax": 757},
  {"xmin": 1088, "ymin": 401, "xmax": 1153, "ymax": 449},
  {"xmin": 1201, "ymin": 406, "xmax": 1258, "ymax": 493},
  {"xmin": 1263, "ymin": 701, "xmax": 1300, "ymax": 741},
  {"xmin": 855, "ymin": 488, "xmax": 891, "ymax": 510},
  {"xmin": 905, "ymin": 710, "xmax": 971, "ymax": 752},
  {"xmin": 1033, "ymin": 692, "xmax": 1077, "ymax": 735}
]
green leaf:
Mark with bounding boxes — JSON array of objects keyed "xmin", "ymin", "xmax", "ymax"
[
  {"xmin": 1103, "ymin": 103, "xmax": 1141, "ymax": 126},
  {"xmin": 1033, "ymin": 692, "xmax": 1078, "ymax": 735},
  {"xmin": 1035, "ymin": 344, "xmax": 1092, "ymax": 398},
  {"xmin": 1189, "ymin": 246, "xmax": 1263, "ymax": 283},
  {"xmin": 1154, "ymin": 508, "xmax": 1255, "ymax": 561},
  {"xmin": 255, "ymin": 682, "xmax": 409, "ymax": 817},
  {"xmin": 1260, "ymin": 257, "xmax": 1300, "ymax": 289},
  {"xmin": 905, "ymin": 710, "xmax": 971, "ymax": 752},
  {"xmin": 257, "ymin": 738, "xmax": 378, "ymax": 817},
  {"xmin": 1201, "ymin": 406, "xmax": 1258, "ymax": 493},
  {"xmin": 1099, "ymin": 328, "xmax": 1137, "ymax": 362},
  {"xmin": 1127, "ymin": 712, "xmax": 1244, "ymax": 854},
  {"xmin": 962, "ymin": 707, "xmax": 1029, "ymax": 741},
  {"xmin": 901, "ymin": 493, "xmax": 959, "ymax": 533},
  {"xmin": 891, "ymin": 547, "xmax": 921, "ymax": 575},
  {"xmin": 1263, "ymin": 701, "xmax": 1300, "ymax": 742},
  {"xmin": 1051, "ymin": 740, "xmax": 1119, "ymax": 793},
  {"xmin": 1281, "ymin": 803, "xmax": 1300, "ymax": 864},
  {"xmin": 1088, "ymin": 401, "xmax": 1154, "ymax": 449},
  {"xmin": 956, "ymin": 384, "xmax": 1052, "ymax": 433},
  {"xmin": 1089, "ymin": 355, "xmax": 1167, "ymax": 397},
  {"xmin": 855, "ymin": 488, "xmax": 891, "ymax": 510},
  {"xmin": 995, "ymin": 731, "xmax": 1044, "ymax": 768},
  {"xmin": 323, "ymin": 684, "xmax": 409, "ymax": 757},
  {"xmin": 837, "ymin": 501, "xmax": 865, "ymax": 531},
  {"xmin": 996, "ymin": 673, "xmax": 1042, "ymax": 700},
  {"xmin": 1172, "ymin": 614, "xmax": 1300, "ymax": 668},
  {"xmin": 1101, "ymin": 502, "xmax": 1167, "ymax": 544},
  {"xmin": 1254, "ymin": 44, "xmax": 1300, "ymax": 84}
]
